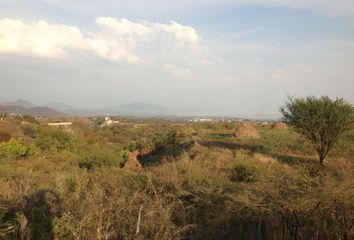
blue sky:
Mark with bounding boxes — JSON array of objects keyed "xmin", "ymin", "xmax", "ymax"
[{"xmin": 0, "ymin": 0, "xmax": 353, "ymax": 117}]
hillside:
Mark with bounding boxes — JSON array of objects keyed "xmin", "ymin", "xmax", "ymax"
[
  {"xmin": 46, "ymin": 102, "xmax": 173, "ymax": 117},
  {"xmin": 0, "ymin": 101, "xmax": 66, "ymax": 117},
  {"xmin": 0, "ymin": 100, "xmax": 171, "ymax": 117},
  {"xmin": 4, "ymin": 99, "xmax": 37, "ymax": 108}
]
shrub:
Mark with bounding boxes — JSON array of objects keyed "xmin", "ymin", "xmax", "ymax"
[
  {"xmin": 78, "ymin": 145, "xmax": 124, "ymax": 170},
  {"xmin": 0, "ymin": 138, "xmax": 36, "ymax": 160},
  {"xmin": 151, "ymin": 131, "xmax": 177, "ymax": 149},
  {"xmin": 35, "ymin": 126, "xmax": 72, "ymax": 152},
  {"xmin": 230, "ymin": 164, "xmax": 258, "ymax": 182},
  {"xmin": 117, "ymin": 150, "xmax": 129, "ymax": 167},
  {"xmin": 125, "ymin": 141, "xmax": 144, "ymax": 152}
]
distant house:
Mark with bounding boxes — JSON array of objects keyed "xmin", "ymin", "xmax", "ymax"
[
  {"xmin": 199, "ymin": 118, "xmax": 213, "ymax": 122},
  {"xmin": 100, "ymin": 117, "xmax": 120, "ymax": 127},
  {"xmin": 189, "ymin": 118, "xmax": 213, "ymax": 122}
]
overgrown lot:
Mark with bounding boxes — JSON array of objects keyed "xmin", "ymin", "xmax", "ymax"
[{"xmin": 0, "ymin": 117, "xmax": 353, "ymax": 239}]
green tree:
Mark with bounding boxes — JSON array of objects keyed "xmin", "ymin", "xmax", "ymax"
[{"xmin": 280, "ymin": 96, "xmax": 354, "ymax": 164}]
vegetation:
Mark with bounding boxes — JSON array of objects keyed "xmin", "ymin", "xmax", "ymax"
[
  {"xmin": 281, "ymin": 96, "xmax": 354, "ymax": 163},
  {"xmin": 0, "ymin": 138, "xmax": 36, "ymax": 160},
  {"xmin": 0, "ymin": 111, "xmax": 353, "ymax": 239}
]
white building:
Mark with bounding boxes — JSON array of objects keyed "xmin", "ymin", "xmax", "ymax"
[
  {"xmin": 100, "ymin": 117, "xmax": 120, "ymax": 127},
  {"xmin": 47, "ymin": 122, "xmax": 73, "ymax": 127}
]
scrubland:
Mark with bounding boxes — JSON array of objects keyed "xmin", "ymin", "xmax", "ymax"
[{"xmin": 0, "ymin": 117, "xmax": 353, "ymax": 240}]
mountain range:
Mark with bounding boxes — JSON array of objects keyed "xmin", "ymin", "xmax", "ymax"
[
  {"xmin": 0, "ymin": 99, "xmax": 281, "ymax": 119},
  {"xmin": 0, "ymin": 99, "xmax": 173, "ymax": 117},
  {"xmin": 0, "ymin": 100, "xmax": 67, "ymax": 117}
]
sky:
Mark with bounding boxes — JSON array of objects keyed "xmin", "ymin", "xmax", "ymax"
[{"xmin": 0, "ymin": 0, "xmax": 353, "ymax": 117}]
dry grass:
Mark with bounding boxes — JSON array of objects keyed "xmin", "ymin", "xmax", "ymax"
[
  {"xmin": 233, "ymin": 122, "xmax": 260, "ymax": 139},
  {"xmin": 0, "ymin": 119, "xmax": 353, "ymax": 239}
]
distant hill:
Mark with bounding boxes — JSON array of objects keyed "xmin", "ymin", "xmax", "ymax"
[
  {"xmin": 0, "ymin": 100, "xmax": 66, "ymax": 117},
  {"xmin": 0, "ymin": 100, "xmax": 170, "ymax": 117},
  {"xmin": 5, "ymin": 99, "xmax": 37, "ymax": 108},
  {"xmin": 46, "ymin": 102, "xmax": 173, "ymax": 116}
]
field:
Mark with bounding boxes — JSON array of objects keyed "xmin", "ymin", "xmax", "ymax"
[{"xmin": 0, "ymin": 116, "xmax": 353, "ymax": 240}]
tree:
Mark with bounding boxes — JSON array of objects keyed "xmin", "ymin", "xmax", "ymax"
[{"xmin": 280, "ymin": 96, "xmax": 354, "ymax": 164}]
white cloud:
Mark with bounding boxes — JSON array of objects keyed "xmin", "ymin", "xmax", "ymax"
[
  {"xmin": 0, "ymin": 18, "xmax": 87, "ymax": 57},
  {"xmin": 153, "ymin": 21, "xmax": 200, "ymax": 48},
  {"xmin": 0, "ymin": 17, "xmax": 201, "ymax": 63},
  {"xmin": 88, "ymin": 18, "xmax": 145, "ymax": 63},
  {"xmin": 95, "ymin": 17, "xmax": 152, "ymax": 36}
]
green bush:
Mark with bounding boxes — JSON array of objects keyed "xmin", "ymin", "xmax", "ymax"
[
  {"xmin": 151, "ymin": 131, "xmax": 177, "ymax": 149},
  {"xmin": 0, "ymin": 138, "xmax": 36, "ymax": 160},
  {"xmin": 78, "ymin": 145, "xmax": 124, "ymax": 170},
  {"xmin": 125, "ymin": 141, "xmax": 144, "ymax": 152},
  {"xmin": 118, "ymin": 150, "xmax": 129, "ymax": 167},
  {"xmin": 35, "ymin": 126, "xmax": 72, "ymax": 152}
]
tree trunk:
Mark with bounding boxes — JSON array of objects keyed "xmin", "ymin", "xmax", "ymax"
[{"xmin": 318, "ymin": 152, "xmax": 325, "ymax": 164}]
